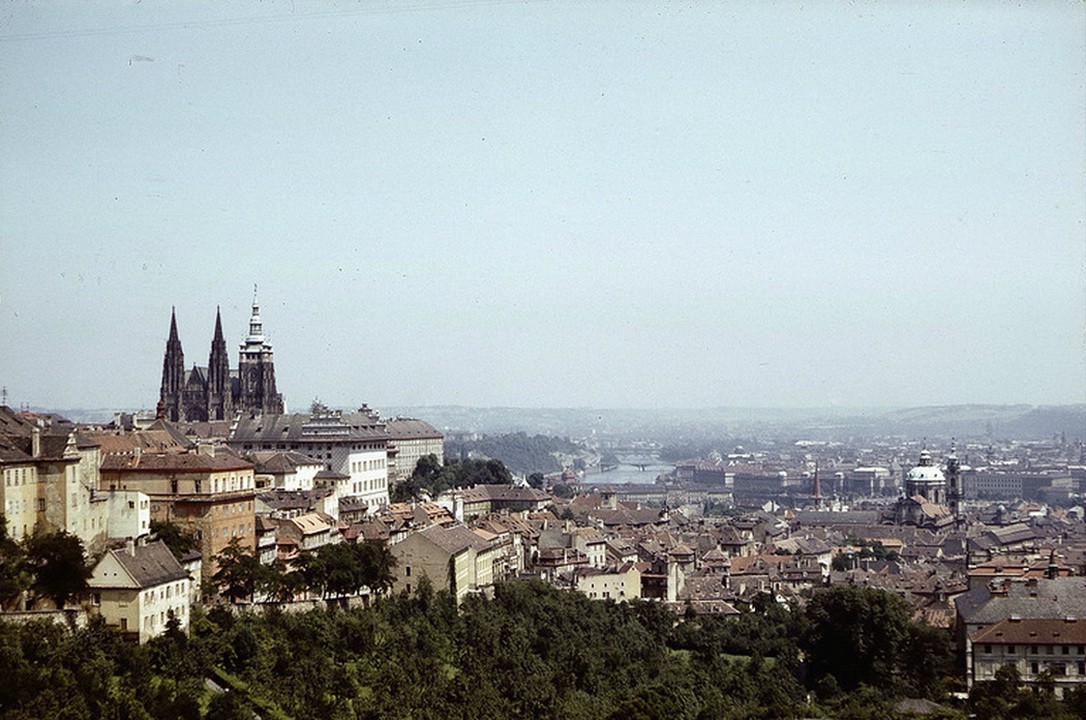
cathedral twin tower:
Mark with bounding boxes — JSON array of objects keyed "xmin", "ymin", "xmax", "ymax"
[{"xmin": 159, "ymin": 291, "xmax": 284, "ymax": 422}]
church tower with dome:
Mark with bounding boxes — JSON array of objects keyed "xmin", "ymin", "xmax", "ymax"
[
  {"xmin": 905, "ymin": 449, "xmax": 946, "ymax": 505},
  {"xmin": 888, "ymin": 448, "xmax": 953, "ymax": 528}
]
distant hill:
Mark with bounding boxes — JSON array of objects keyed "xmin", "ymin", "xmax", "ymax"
[
  {"xmin": 384, "ymin": 404, "xmax": 1086, "ymax": 443},
  {"xmin": 27, "ymin": 403, "xmax": 1085, "ymax": 443}
]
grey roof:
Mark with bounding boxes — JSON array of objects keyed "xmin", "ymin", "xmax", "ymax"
[
  {"xmin": 955, "ymin": 577, "xmax": 1086, "ymax": 625},
  {"xmin": 256, "ymin": 487, "xmax": 334, "ymax": 511},
  {"xmin": 793, "ymin": 510, "xmax": 881, "ymax": 526},
  {"xmin": 111, "ymin": 541, "xmax": 189, "ymax": 588},
  {"xmin": 230, "ymin": 412, "xmax": 389, "ymax": 444},
  {"xmin": 418, "ymin": 524, "xmax": 491, "ymax": 555},
  {"xmin": 464, "ymin": 485, "xmax": 550, "ymax": 503},
  {"xmin": 384, "ymin": 418, "xmax": 444, "ymax": 440},
  {"xmin": 251, "ymin": 450, "xmax": 322, "ymax": 474}
]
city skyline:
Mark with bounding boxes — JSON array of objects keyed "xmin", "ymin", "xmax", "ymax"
[{"xmin": 1, "ymin": 1, "xmax": 1084, "ymax": 411}]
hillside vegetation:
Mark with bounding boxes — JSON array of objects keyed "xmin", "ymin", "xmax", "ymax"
[{"xmin": 3, "ymin": 582, "xmax": 1085, "ymax": 719}]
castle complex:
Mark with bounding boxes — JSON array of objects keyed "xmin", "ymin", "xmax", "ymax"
[{"xmin": 158, "ymin": 291, "xmax": 284, "ymax": 422}]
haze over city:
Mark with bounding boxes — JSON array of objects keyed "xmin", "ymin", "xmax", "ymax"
[{"xmin": 1, "ymin": 1, "xmax": 1083, "ymax": 411}]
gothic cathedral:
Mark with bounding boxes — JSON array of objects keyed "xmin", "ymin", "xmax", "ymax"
[{"xmin": 158, "ymin": 291, "xmax": 285, "ymax": 422}]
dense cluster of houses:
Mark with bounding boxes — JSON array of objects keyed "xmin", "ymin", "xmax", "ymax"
[{"xmin": 3, "ymin": 402, "xmax": 1085, "ymax": 697}]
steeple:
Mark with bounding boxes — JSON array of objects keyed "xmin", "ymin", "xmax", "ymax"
[
  {"xmin": 207, "ymin": 306, "xmax": 233, "ymax": 420},
  {"xmin": 168, "ymin": 306, "xmax": 180, "ymax": 343},
  {"xmin": 811, "ymin": 461, "xmax": 824, "ymax": 510},
  {"xmin": 213, "ymin": 305, "xmax": 225, "ymax": 344},
  {"xmin": 245, "ymin": 284, "xmax": 266, "ymax": 346},
  {"xmin": 946, "ymin": 441, "xmax": 962, "ymax": 521},
  {"xmin": 159, "ymin": 307, "xmax": 186, "ymax": 422}
]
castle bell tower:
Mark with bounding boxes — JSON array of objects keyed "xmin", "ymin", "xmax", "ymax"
[{"xmin": 237, "ymin": 286, "xmax": 284, "ymax": 418}]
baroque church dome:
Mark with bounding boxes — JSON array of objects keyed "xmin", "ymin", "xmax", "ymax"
[{"xmin": 907, "ymin": 449, "xmax": 944, "ymax": 484}]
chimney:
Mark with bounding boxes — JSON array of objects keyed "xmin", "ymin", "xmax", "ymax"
[
  {"xmin": 31, "ymin": 427, "xmax": 41, "ymax": 458},
  {"xmin": 198, "ymin": 443, "xmax": 215, "ymax": 457},
  {"xmin": 125, "ymin": 537, "xmax": 136, "ymax": 556}
]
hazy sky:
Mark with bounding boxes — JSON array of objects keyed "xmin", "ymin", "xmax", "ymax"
[{"xmin": 1, "ymin": 1, "xmax": 1084, "ymax": 411}]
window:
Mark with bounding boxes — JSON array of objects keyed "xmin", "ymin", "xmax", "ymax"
[
  {"xmin": 1007, "ymin": 645, "xmax": 1015, "ymax": 654},
  {"xmin": 406, "ymin": 566, "xmax": 411, "ymax": 577},
  {"xmin": 1063, "ymin": 645, "xmax": 1070, "ymax": 655},
  {"xmin": 1031, "ymin": 662, "xmax": 1039, "ymax": 674},
  {"xmin": 37, "ymin": 498, "xmax": 45, "ymax": 512},
  {"xmin": 1031, "ymin": 645, "xmax": 1038, "ymax": 654},
  {"xmin": 93, "ymin": 593, "xmax": 101, "ymax": 606},
  {"xmin": 984, "ymin": 644, "xmax": 991, "ymax": 654}
]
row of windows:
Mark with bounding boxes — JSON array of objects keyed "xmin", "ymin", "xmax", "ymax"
[
  {"xmin": 241, "ymin": 442, "xmax": 387, "ymax": 453},
  {"xmin": 169, "ymin": 475, "xmax": 254, "ymax": 495},
  {"xmin": 222, "ymin": 522, "xmax": 252, "ymax": 538},
  {"xmin": 145, "ymin": 581, "xmax": 187, "ymax": 603},
  {"xmin": 212, "ymin": 500, "xmax": 254, "ymax": 515},
  {"xmin": 982, "ymin": 644, "xmax": 1086, "ymax": 656},
  {"xmin": 350, "ymin": 458, "xmax": 387, "ymax": 473},
  {"xmin": 3, "ymin": 499, "xmax": 35, "ymax": 515},
  {"xmin": 144, "ymin": 605, "xmax": 186, "ymax": 631},
  {"xmin": 3, "ymin": 467, "xmax": 37, "ymax": 486},
  {"xmin": 981, "ymin": 661, "xmax": 1086, "ymax": 677},
  {"xmin": 349, "ymin": 477, "xmax": 387, "ymax": 493}
]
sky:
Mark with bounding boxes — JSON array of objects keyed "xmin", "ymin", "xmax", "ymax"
[{"xmin": 1, "ymin": 1, "xmax": 1084, "ymax": 412}]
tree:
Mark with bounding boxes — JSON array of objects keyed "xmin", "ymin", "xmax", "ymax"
[
  {"xmin": 212, "ymin": 538, "xmax": 267, "ymax": 603},
  {"xmin": 0, "ymin": 517, "xmax": 31, "ymax": 609},
  {"xmin": 803, "ymin": 585, "xmax": 914, "ymax": 692},
  {"xmin": 356, "ymin": 540, "xmax": 396, "ymax": 596},
  {"xmin": 318, "ymin": 543, "xmax": 364, "ymax": 601},
  {"xmin": 413, "ymin": 454, "xmax": 443, "ymax": 483},
  {"xmin": 206, "ymin": 691, "xmax": 255, "ymax": 720},
  {"xmin": 149, "ymin": 519, "xmax": 196, "ymax": 560},
  {"xmin": 527, "ymin": 472, "xmax": 545, "ymax": 490},
  {"xmin": 25, "ymin": 530, "xmax": 90, "ymax": 609}
]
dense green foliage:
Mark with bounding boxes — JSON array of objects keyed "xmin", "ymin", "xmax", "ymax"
[
  {"xmin": 211, "ymin": 539, "xmax": 395, "ymax": 604},
  {"xmin": 0, "ymin": 520, "xmax": 31, "ymax": 610},
  {"xmin": 0, "ymin": 523, "xmax": 89, "ymax": 610},
  {"xmin": 1, "ymin": 582, "xmax": 1083, "ymax": 719},
  {"xmin": 391, "ymin": 455, "xmax": 513, "ymax": 502},
  {"xmin": 445, "ymin": 432, "xmax": 583, "ymax": 474},
  {"xmin": 150, "ymin": 519, "xmax": 197, "ymax": 560},
  {"xmin": 804, "ymin": 585, "xmax": 958, "ymax": 698}
]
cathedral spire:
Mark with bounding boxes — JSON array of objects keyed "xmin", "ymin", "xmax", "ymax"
[
  {"xmin": 207, "ymin": 305, "xmax": 232, "ymax": 420},
  {"xmin": 168, "ymin": 306, "xmax": 179, "ymax": 342},
  {"xmin": 160, "ymin": 307, "xmax": 185, "ymax": 422},
  {"xmin": 212, "ymin": 305, "xmax": 225, "ymax": 343}
]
